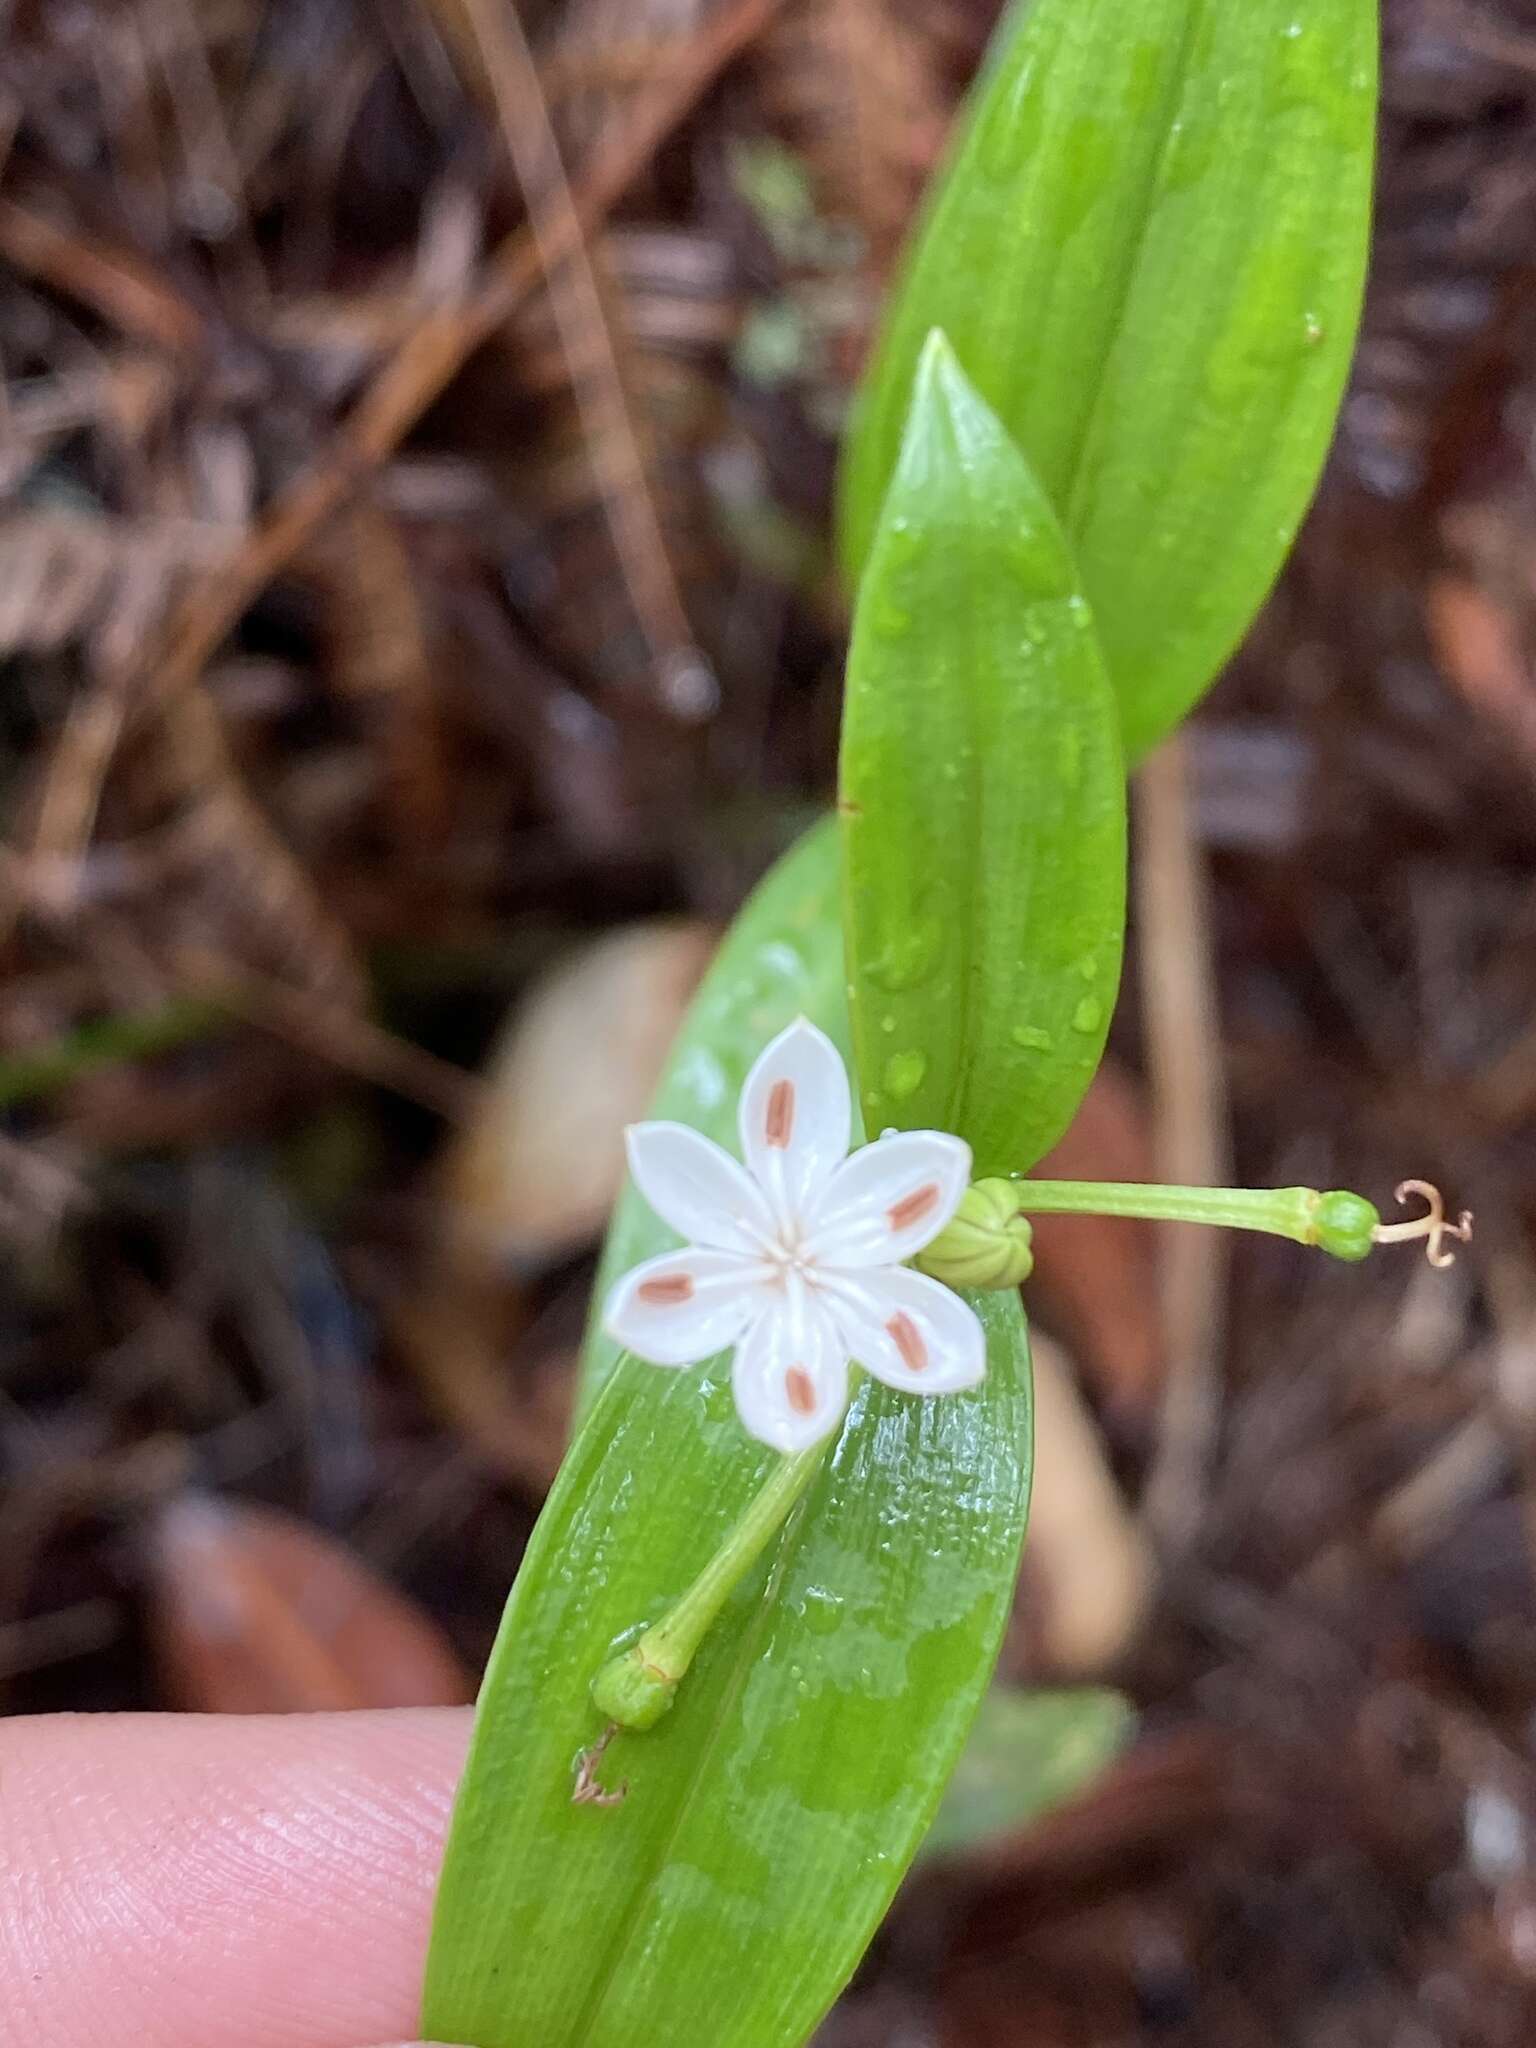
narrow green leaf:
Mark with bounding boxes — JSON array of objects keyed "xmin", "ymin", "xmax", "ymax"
[
  {"xmin": 919, "ymin": 1685, "xmax": 1133, "ymax": 1863},
  {"xmin": 839, "ymin": 0, "xmax": 1377, "ymax": 760},
  {"xmin": 840, "ymin": 332, "xmax": 1125, "ymax": 1176},
  {"xmin": 425, "ymin": 821, "xmax": 1034, "ymax": 2048}
]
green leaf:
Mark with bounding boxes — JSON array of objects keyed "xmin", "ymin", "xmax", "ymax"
[
  {"xmin": 839, "ymin": 0, "xmax": 1377, "ymax": 760},
  {"xmin": 920, "ymin": 1685, "xmax": 1133, "ymax": 1864},
  {"xmin": 840, "ymin": 333, "xmax": 1126, "ymax": 1176},
  {"xmin": 425, "ymin": 821, "xmax": 1034, "ymax": 2048}
]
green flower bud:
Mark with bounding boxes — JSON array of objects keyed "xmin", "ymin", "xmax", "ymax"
[
  {"xmin": 915, "ymin": 1177, "xmax": 1034, "ymax": 1290},
  {"xmin": 1310, "ymin": 1189, "xmax": 1380, "ymax": 1262}
]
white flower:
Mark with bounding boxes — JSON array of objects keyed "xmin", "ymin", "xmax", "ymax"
[{"xmin": 603, "ymin": 1018, "xmax": 987, "ymax": 1452}]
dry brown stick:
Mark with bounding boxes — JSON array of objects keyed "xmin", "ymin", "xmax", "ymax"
[
  {"xmin": 1138, "ymin": 735, "xmax": 1233, "ymax": 1549},
  {"xmin": 31, "ymin": 0, "xmax": 786, "ymax": 874},
  {"xmin": 174, "ymin": 946, "xmax": 484, "ymax": 1123},
  {"xmin": 539, "ymin": 38, "xmax": 696, "ymax": 101},
  {"xmin": 157, "ymin": 686, "xmax": 366, "ymax": 1006},
  {"xmin": 144, "ymin": 0, "xmax": 271, "ymax": 315},
  {"xmin": 28, "ymin": 548, "xmax": 170, "ymax": 871},
  {"xmin": 1368, "ymin": 1412, "xmax": 1504, "ymax": 1559},
  {"xmin": 452, "ymin": 0, "xmax": 708, "ymax": 714},
  {"xmin": 0, "ymin": 196, "xmax": 205, "ymax": 354}
]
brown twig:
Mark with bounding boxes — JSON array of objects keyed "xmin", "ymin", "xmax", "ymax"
[
  {"xmin": 173, "ymin": 947, "xmax": 483, "ymax": 1123},
  {"xmin": 450, "ymin": 0, "xmax": 712, "ymax": 717},
  {"xmin": 0, "ymin": 196, "xmax": 205, "ymax": 355},
  {"xmin": 1138, "ymin": 735, "xmax": 1233, "ymax": 1550},
  {"xmin": 539, "ymin": 37, "xmax": 699, "ymax": 102},
  {"xmin": 152, "ymin": 686, "xmax": 367, "ymax": 1007}
]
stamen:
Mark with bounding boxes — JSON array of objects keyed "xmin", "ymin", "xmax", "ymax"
[
  {"xmin": 1371, "ymin": 1180, "xmax": 1473, "ymax": 1268},
  {"xmin": 765, "ymin": 1079, "xmax": 795, "ymax": 1148},
  {"xmin": 638, "ymin": 1271, "xmax": 695, "ymax": 1305},
  {"xmin": 785, "ymin": 1366, "xmax": 817, "ymax": 1415},
  {"xmin": 888, "ymin": 1183, "xmax": 940, "ymax": 1233},
  {"xmin": 886, "ymin": 1311, "xmax": 928, "ymax": 1373}
]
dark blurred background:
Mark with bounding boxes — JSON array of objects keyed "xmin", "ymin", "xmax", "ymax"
[{"xmin": 2, "ymin": 0, "xmax": 1535, "ymax": 2041}]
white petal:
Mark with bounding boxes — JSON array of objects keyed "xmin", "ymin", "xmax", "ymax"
[
  {"xmin": 821, "ymin": 1265, "xmax": 987, "ymax": 1396},
  {"xmin": 731, "ymin": 1280, "xmax": 850, "ymax": 1453},
  {"xmin": 625, "ymin": 1121, "xmax": 775, "ymax": 1254},
  {"xmin": 603, "ymin": 1247, "xmax": 767, "ymax": 1367},
  {"xmin": 804, "ymin": 1130, "xmax": 972, "ymax": 1267},
  {"xmin": 737, "ymin": 1017, "xmax": 852, "ymax": 1228}
]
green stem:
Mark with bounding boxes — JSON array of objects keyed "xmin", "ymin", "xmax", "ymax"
[
  {"xmin": 1011, "ymin": 1181, "xmax": 1380, "ymax": 1260},
  {"xmin": 592, "ymin": 1441, "xmax": 827, "ymax": 1730},
  {"xmin": 1013, "ymin": 1180, "xmax": 1315, "ymax": 1237}
]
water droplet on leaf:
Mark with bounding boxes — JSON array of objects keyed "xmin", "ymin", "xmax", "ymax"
[
  {"xmin": 883, "ymin": 515, "xmax": 922, "ymax": 566},
  {"xmin": 867, "ymin": 915, "xmax": 943, "ymax": 992},
  {"xmin": 883, "ymin": 1049, "xmax": 928, "ymax": 1100}
]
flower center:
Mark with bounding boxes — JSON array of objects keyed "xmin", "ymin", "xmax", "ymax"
[{"xmin": 764, "ymin": 1226, "xmax": 818, "ymax": 1285}]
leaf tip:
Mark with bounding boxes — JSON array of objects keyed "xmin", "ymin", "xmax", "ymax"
[
  {"xmin": 911, "ymin": 326, "xmax": 972, "ymax": 429},
  {"xmin": 914, "ymin": 323, "xmax": 957, "ymax": 380},
  {"xmin": 896, "ymin": 329, "xmax": 1017, "ymax": 506}
]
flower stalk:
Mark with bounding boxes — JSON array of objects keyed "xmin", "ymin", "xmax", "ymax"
[
  {"xmin": 592, "ymin": 1441, "xmax": 828, "ymax": 1730},
  {"xmin": 1002, "ymin": 1178, "xmax": 1470, "ymax": 1266}
]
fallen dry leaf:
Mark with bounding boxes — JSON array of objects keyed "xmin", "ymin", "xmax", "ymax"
[
  {"xmin": 147, "ymin": 1493, "xmax": 474, "ymax": 1713},
  {"xmin": 1427, "ymin": 574, "xmax": 1536, "ymax": 773},
  {"xmin": 443, "ymin": 919, "xmax": 716, "ymax": 1270}
]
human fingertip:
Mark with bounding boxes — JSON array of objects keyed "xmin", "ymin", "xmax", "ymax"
[{"xmin": 0, "ymin": 1707, "xmax": 472, "ymax": 2048}]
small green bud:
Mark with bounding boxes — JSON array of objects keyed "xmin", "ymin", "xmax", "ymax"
[
  {"xmin": 1310, "ymin": 1189, "xmax": 1380, "ymax": 1262},
  {"xmin": 591, "ymin": 1640, "xmax": 679, "ymax": 1731},
  {"xmin": 915, "ymin": 1177, "xmax": 1034, "ymax": 1289}
]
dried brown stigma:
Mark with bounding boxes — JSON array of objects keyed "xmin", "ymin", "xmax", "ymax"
[{"xmin": 1371, "ymin": 1180, "xmax": 1473, "ymax": 1268}]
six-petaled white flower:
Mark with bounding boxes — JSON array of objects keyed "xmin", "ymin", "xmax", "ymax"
[{"xmin": 604, "ymin": 1018, "xmax": 987, "ymax": 1452}]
